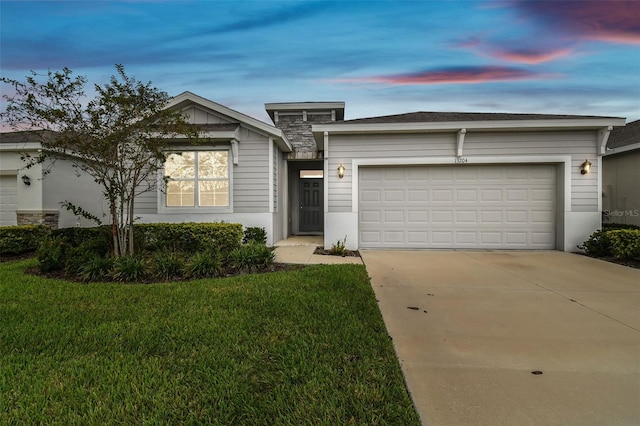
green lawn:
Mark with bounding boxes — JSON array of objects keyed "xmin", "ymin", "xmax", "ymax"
[{"xmin": 0, "ymin": 259, "xmax": 420, "ymax": 425}]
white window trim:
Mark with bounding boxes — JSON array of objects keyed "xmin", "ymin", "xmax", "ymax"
[{"xmin": 158, "ymin": 147, "xmax": 233, "ymax": 213}]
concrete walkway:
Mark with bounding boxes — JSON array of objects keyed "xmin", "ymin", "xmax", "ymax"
[
  {"xmin": 361, "ymin": 250, "xmax": 640, "ymax": 426},
  {"xmin": 273, "ymin": 236, "xmax": 363, "ymax": 265}
]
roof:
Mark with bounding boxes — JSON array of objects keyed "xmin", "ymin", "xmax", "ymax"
[
  {"xmin": 0, "ymin": 130, "xmax": 53, "ymax": 144},
  {"xmin": 168, "ymin": 92, "xmax": 292, "ymax": 152},
  {"xmin": 343, "ymin": 111, "xmax": 622, "ymax": 124},
  {"xmin": 606, "ymin": 119, "xmax": 639, "ymax": 149},
  {"xmin": 312, "ymin": 111, "xmax": 627, "ymax": 149}
]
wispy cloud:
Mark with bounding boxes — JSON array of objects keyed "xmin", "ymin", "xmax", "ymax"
[
  {"xmin": 511, "ymin": 0, "xmax": 640, "ymax": 44},
  {"xmin": 336, "ymin": 66, "xmax": 558, "ymax": 85},
  {"xmin": 486, "ymin": 47, "xmax": 573, "ymax": 64}
]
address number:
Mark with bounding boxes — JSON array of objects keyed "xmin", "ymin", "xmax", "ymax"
[{"xmin": 455, "ymin": 157, "xmax": 468, "ymax": 164}]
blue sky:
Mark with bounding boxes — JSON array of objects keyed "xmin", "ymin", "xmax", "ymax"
[{"xmin": 1, "ymin": 0, "xmax": 639, "ymax": 124}]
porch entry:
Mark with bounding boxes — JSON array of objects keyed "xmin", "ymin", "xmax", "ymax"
[
  {"xmin": 288, "ymin": 161, "xmax": 324, "ymax": 235},
  {"xmin": 299, "ymin": 177, "xmax": 323, "ymax": 232}
]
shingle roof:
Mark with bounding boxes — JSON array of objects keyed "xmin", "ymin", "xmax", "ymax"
[
  {"xmin": 0, "ymin": 130, "xmax": 53, "ymax": 143},
  {"xmin": 342, "ymin": 111, "xmax": 621, "ymax": 124},
  {"xmin": 607, "ymin": 119, "xmax": 639, "ymax": 149}
]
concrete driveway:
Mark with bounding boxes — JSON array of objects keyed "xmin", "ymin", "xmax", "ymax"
[{"xmin": 361, "ymin": 250, "xmax": 640, "ymax": 426}]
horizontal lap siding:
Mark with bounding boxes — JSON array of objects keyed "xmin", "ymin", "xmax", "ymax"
[
  {"xmin": 234, "ymin": 130, "xmax": 269, "ymax": 213},
  {"xmin": 329, "ymin": 133, "xmax": 455, "ymax": 212},
  {"xmin": 329, "ymin": 130, "xmax": 599, "ymax": 213},
  {"xmin": 465, "ymin": 131, "xmax": 598, "ymax": 212}
]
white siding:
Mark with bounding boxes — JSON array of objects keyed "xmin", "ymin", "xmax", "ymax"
[
  {"xmin": 183, "ymin": 107, "xmax": 236, "ymax": 125},
  {"xmin": 0, "ymin": 175, "xmax": 18, "ymax": 226},
  {"xmin": 234, "ymin": 128, "xmax": 269, "ymax": 213},
  {"xmin": 328, "ymin": 130, "xmax": 599, "ymax": 213}
]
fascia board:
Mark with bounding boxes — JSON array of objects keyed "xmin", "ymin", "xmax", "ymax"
[
  {"xmin": 603, "ymin": 142, "xmax": 640, "ymax": 156},
  {"xmin": 313, "ymin": 118, "xmax": 627, "ymax": 146},
  {"xmin": 265, "ymin": 102, "xmax": 345, "ymax": 111},
  {"xmin": 0, "ymin": 142, "xmax": 42, "ymax": 151},
  {"xmin": 168, "ymin": 91, "xmax": 292, "ymax": 152}
]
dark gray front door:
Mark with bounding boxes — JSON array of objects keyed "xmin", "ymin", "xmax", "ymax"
[{"xmin": 299, "ymin": 178, "xmax": 323, "ymax": 233}]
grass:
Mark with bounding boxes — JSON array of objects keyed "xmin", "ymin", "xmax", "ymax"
[{"xmin": 0, "ymin": 259, "xmax": 420, "ymax": 425}]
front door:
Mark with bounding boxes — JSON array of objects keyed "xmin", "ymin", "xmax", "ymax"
[{"xmin": 299, "ymin": 178, "xmax": 323, "ymax": 233}]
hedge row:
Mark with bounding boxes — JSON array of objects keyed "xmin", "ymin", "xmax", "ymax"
[
  {"xmin": 579, "ymin": 229, "xmax": 640, "ymax": 260},
  {"xmin": 1, "ymin": 222, "xmax": 248, "ymax": 257},
  {"xmin": 134, "ymin": 223, "xmax": 243, "ymax": 255},
  {"xmin": 0, "ymin": 225, "xmax": 51, "ymax": 255}
]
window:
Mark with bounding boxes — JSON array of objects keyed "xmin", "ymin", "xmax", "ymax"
[
  {"xmin": 164, "ymin": 151, "xmax": 229, "ymax": 208},
  {"xmin": 299, "ymin": 170, "xmax": 323, "ymax": 179}
]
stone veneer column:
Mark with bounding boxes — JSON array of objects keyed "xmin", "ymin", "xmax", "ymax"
[{"xmin": 16, "ymin": 210, "xmax": 59, "ymax": 229}]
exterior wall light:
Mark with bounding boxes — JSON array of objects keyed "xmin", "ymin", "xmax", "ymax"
[
  {"xmin": 337, "ymin": 164, "xmax": 345, "ymax": 179},
  {"xmin": 580, "ymin": 159, "xmax": 592, "ymax": 175},
  {"xmin": 21, "ymin": 175, "xmax": 31, "ymax": 186}
]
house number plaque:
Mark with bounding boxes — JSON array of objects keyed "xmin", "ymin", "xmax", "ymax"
[{"xmin": 454, "ymin": 157, "xmax": 468, "ymax": 164}]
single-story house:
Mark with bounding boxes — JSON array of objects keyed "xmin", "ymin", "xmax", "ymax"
[
  {"xmin": 602, "ymin": 119, "xmax": 640, "ymax": 227},
  {"xmin": 0, "ymin": 91, "xmax": 626, "ymax": 251}
]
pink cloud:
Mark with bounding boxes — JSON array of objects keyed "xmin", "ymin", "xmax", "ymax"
[
  {"xmin": 513, "ymin": 0, "xmax": 640, "ymax": 45},
  {"xmin": 488, "ymin": 47, "xmax": 573, "ymax": 64},
  {"xmin": 336, "ymin": 66, "xmax": 557, "ymax": 85}
]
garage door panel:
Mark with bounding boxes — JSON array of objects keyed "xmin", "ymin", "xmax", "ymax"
[
  {"xmin": 407, "ymin": 210, "xmax": 428, "ymax": 223},
  {"xmin": 0, "ymin": 175, "xmax": 18, "ymax": 226},
  {"xmin": 359, "ymin": 164, "xmax": 556, "ymax": 249},
  {"xmin": 384, "ymin": 190, "xmax": 404, "ymax": 202},
  {"xmin": 455, "ymin": 189, "xmax": 478, "ymax": 202},
  {"xmin": 432, "ymin": 190, "xmax": 453, "ymax": 201},
  {"xmin": 408, "ymin": 189, "xmax": 428, "ymax": 202}
]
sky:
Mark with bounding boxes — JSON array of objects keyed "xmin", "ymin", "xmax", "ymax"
[{"xmin": 1, "ymin": 0, "xmax": 639, "ymax": 125}]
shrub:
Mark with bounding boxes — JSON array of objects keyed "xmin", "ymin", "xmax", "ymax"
[
  {"xmin": 230, "ymin": 242, "xmax": 275, "ymax": 273},
  {"xmin": 329, "ymin": 236, "xmax": 347, "ymax": 256},
  {"xmin": 112, "ymin": 255, "xmax": 148, "ymax": 282},
  {"xmin": 64, "ymin": 245, "xmax": 96, "ymax": 277},
  {"xmin": 37, "ymin": 237, "xmax": 70, "ymax": 272},
  {"xmin": 150, "ymin": 250, "xmax": 185, "ymax": 281},
  {"xmin": 52, "ymin": 226, "xmax": 112, "ymax": 253},
  {"xmin": 79, "ymin": 254, "xmax": 114, "ymax": 283},
  {"xmin": 607, "ymin": 229, "xmax": 640, "ymax": 260},
  {"xmin": 603, "ymin": 223, "xmax": 640, "ymax": 231},
  {"xmin": 0, "ymin": 225, "xmax": 50, "ymax": 255},
  {"xmin": 184, "ymin": 250, "xmax": 223, "ymax": 279},
  {"xmin": 134, "ymin": 223, "xmax": 242, "ymax": 256},
  {"xmin": 243, "ymin": 227, "xmax": 267, "ymax": 245},
  {"xmin": 578, "ymin": 230, "xmax": 612, "ymax": 257}
]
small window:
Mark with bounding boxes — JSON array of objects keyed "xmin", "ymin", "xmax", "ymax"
[
  {"xmin": 165, "ymin": 151, "xmax": 229, "ymax": 208},
  {"xmin": 299, "ymin": 170, "xmax": 323, "ymax": 179}
]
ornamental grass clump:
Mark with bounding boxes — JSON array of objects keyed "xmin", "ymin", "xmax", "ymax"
[
  {"xmin": 111, "ymin": 255, "xmax": 148, "ymax": 282},
  {"xmin": 229, "ymin": 242, "xmax": 275, "ymax": 273},
  {"xmin": 184, "ymin": 250, "xmax": 223, "ymax": 279},
  {"xmin": 150, "ymin": 250, "xmax": 185, "ymax": 281}
]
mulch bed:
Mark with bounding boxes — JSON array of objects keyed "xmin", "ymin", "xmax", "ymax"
[{"xmin": 313, "ymin": 247, "xmax": 361, "ymax": 257}]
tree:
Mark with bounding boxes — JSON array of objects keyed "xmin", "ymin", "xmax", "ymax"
[{"xmin": 1, "ymin": 65, "xmax": 199, "ymax": 256}]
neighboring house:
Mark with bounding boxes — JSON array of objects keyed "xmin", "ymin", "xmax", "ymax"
[
  {"xmin": 0, "ymin": 91, "xmax": 626, "ymax": 251},
  {"xmin": 602, "ymin": 119, "xmax": 640, "ymax": 227},
  {"xmin": 0, "ymin": 130, "xmax": 106, "ymax": 228}
]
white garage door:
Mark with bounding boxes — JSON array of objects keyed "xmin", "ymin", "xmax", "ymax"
[
  {"xmin": 0, "ymin": 175, "xmax": 18, "ymax": 226},
  {"xmin": 359, "ymin": 164, "xmax": 556, "ymax": 249}
]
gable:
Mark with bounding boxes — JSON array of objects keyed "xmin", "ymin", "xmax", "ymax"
[
  {"xmin": 181, "ymin": 106, "xmax": 238, "ymax": 126},
  {"xmin": 167, "ymin": 92, "xmax": 291, "ymax": 152}
]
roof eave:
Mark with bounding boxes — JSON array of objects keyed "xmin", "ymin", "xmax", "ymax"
[{"xmin": 312, "ymin": 118, "xmax": 627, "ymax": 148}]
